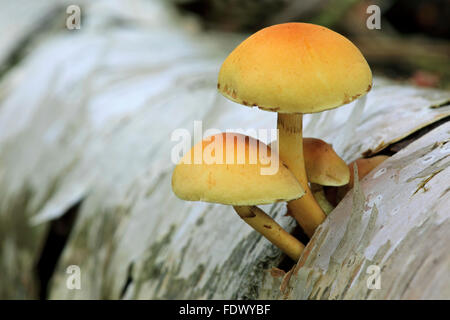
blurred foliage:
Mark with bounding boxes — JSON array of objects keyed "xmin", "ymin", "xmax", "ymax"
[
  {"xmin": 385, "ymin": 0, "xmax": 449, "ymax": 39},
  {"xmin": 171, "ymin": 0, "xmax": 450, "ymax": 89},
  {"xmin": 310, "ymin": 0, "xmax": 361, "ymax": 27}
]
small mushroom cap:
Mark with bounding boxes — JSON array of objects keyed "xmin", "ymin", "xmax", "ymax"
[
  {"xmin": 303, "ymin": 138, "xmax": 350, "ymax": 186},
  {"xmin": 172, "ymin": 133, "xmax": 305, "ymax": 206},
  {"xmin": 218, "ymin": 23, "xmax": 372, "ymax": 114}
]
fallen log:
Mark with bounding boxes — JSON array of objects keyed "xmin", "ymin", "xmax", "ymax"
[{"xmin": 0, "ymin": 0, "xmax": 448, "ymax": 300}]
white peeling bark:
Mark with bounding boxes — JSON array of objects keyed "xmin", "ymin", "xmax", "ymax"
[{"xmin": 269, "ymin": 123, "xmax": 450, "ymax": 299}]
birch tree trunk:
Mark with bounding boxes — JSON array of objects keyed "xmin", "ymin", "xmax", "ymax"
[{"xmin": 0, "ymin": 0, "xmax": 448, "ymax": 300}]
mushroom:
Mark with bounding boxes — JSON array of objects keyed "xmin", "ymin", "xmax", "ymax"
[
  {"xmin": 303, "ymin": 138, "xmax": 350, "ymax": 187},
  {"xmin": 271, "ymin": 137, "xmax": 349, "ymax": 214},
  {"xmin": 274, "ymin": 138, "xmax": 351, "ymax": 215},
  {"xmin": 310, "ymin": 183, "xmax": 334, "ymax": 215},
  {"xmin": 271, "ymin": 137, "xmax": 350, "ymax": 186},
  {"xmin": 171, "ymin": 132, "xmax": 305, "ymax": 261},
  {"xmin": 333, "ymin": 155, "xmax": 390, "ymax": 203},
  {"xmin": 218, "ymin": 23, "xmax": 372, "ymax": 236},
  {"xmin": 303, "ymin": 138, "xmax": 350, "ymax": 215}
]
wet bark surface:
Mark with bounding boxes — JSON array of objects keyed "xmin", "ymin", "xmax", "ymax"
[{"xmin": 0, "ymin": 0, "xmax": 448, "ymax": 299}]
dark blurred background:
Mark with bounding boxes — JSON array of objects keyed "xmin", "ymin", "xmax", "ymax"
[{"xmin": 171, "ymin": 0, "xmax": 450, "ymax": 88}]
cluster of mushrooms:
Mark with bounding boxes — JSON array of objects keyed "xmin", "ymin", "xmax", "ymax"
[{"xmin": 172, "ymin": 23, "xmax": 386, "ymax": 261}]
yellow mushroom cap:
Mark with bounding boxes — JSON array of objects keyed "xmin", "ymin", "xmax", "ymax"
[
  {"xmin": 218, "ymin": 23, "xmax": 372, "ymax": 114},
  {"xmin": 172, "ymin": 133, "xmax": 305, "ymax": 206},
  {"xmin": 303, "ymin": 138, "xmax": 350, "ymax": 186}
]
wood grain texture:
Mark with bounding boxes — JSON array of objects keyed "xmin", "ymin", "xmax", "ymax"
[{"xmin": 0, "ymin": 0, "xmax": 448, "ymax": 299}]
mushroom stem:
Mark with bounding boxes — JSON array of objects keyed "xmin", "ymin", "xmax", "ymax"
[
  {"xmin": 233, "ymin": 205, "xmax": 304, "ymax": 261},
  {"xmin": 311, "ymin": 183, "xmax": 335, "ymax": 215},
  {"xmin": 277, "ymin": 113, "xmax": 326, "ymax": 237}
]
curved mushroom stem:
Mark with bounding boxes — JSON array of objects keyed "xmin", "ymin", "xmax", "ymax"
[
  {"xmin": 277, "ymin": 113, "xmax": 326, "ymax": 237},
  {"xmin": 233, "ymin": 206, "xmax": 304, "ymax": 261}
]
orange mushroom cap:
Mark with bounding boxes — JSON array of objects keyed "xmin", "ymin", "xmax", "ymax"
[
  {"xmin": 218, "ymin": 23, "xmax": 372, "ymax": 114},
  {"xmin": 172, "ymin": 133, "xmax": 305, "ymax": 206},
  {"xmin": 303, "ymin": 138, "xmax": 350, "ymax": 186}
]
